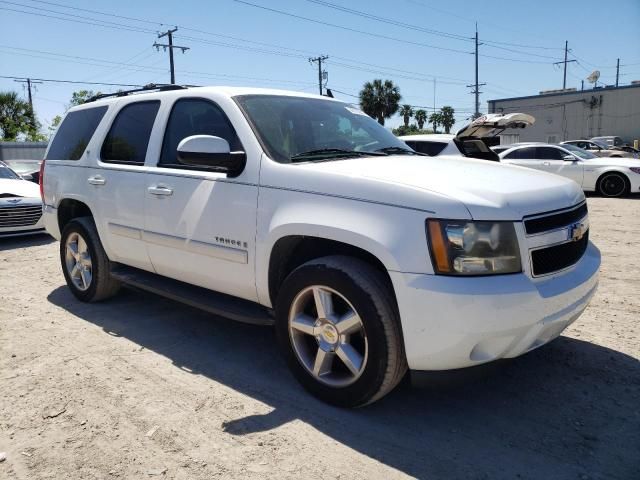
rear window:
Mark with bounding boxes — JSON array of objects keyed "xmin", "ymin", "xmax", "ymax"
[
  {"xmin": 45, "ymin": 106, "xmax": 108, "ymax": 160},
  {"xmin": 101, "ymin": 101, "xmax": 160, "ymax": 165},
  {"xmin": 405, "ymin": 141, "xmax": 447, "ymax": 156}
]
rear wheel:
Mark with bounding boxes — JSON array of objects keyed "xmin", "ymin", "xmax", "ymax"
[
  {"xmin": 275, "ymin": 256, "xmax": 407, "ymax": 407},
  {"xmin": 60, "ymin": 217, "xmax": 120, "ymax": 302},
  {"xmin": 597, "ymin": 172, "xmax": 629, "ymax": 197}
]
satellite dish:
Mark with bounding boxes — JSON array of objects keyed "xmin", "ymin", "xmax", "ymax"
[{"xmin": 587, "ymin": 70, "xmax": 600, "ymax": 84}]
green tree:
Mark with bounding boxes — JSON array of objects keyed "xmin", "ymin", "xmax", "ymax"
[
  {"xmin": 359, "ymin": 79, "xmax": 401, "ymax": 126},
  {"xmin": 429, "ymin": 112, "xmax": 442, "ymax": 133},
  {"xmin": 399, "ymin": 104, "xmax": 414, "ymax": 127},
  {"xmin": 68, "ymin": 89, "xmax": 100, "ymax": 108},
  {"xmin": 440, "ymin": 106, "xmax": 455, "ymax": 134},
  {"xmin": 0, "ymin": 91, "xmax": 41, "ymax": 141},
  {"xmin": 414, "ymin": 109, "xmax": 427, "ymax": 129}
]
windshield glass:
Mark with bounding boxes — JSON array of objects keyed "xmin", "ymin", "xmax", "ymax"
[
  {"xmin": 235, "ymin": 95, "xmax": 412, "ymax": 163},
  {"xmin": 562, "ymin": 143, "xmax": 598, "ymax": 159},
  {"xmin": 5, "ymin": 160, "xmax": 40, "ymax": 174},
  {"xmin": 0, "ymin": 164, "xmax": 20, "ymax": 179}
]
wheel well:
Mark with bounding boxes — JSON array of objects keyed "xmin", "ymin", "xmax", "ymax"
[
  {"xmin": 268, "ymin": 236, "xmax": 393, "ymax": 307},
  {"xmin": 58, "ymin": 199, "xmax": 93, "ymax": 232}
]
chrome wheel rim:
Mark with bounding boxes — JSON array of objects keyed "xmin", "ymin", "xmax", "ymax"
[
  {"xmin": 288, "ymin": 285, "xmax": 368, "ymax": 387},
  {"xmin": 601, "ymin": 174, "xmax": 625, "ymax": 197},
  {"xmin": 64, "ymin": 232, "xmax": 92, "ymax": 291}
]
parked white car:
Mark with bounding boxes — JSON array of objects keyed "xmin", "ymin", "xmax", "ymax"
[
  {"xmin": 41, "ymin": 86, "xmax": 599, "ymax": 406},
  {"xmin": 560, "ymin": 139, "xmax": 636, "ymax": 159},
  {"xmin": 400, "ymin": 113, "xmax": 535, "ymax": 161},
  {"xmin": 498, "ymin": 143, "xmax": 640, "ymax": 197},
  {"xmin": 0, "ymin": 161, "xmax": 44, "ymax": 237}
]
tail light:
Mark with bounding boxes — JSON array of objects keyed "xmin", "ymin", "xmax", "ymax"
[{"xmin": 39, "ymin": 159, "xmax": 46, "ymax": 201}]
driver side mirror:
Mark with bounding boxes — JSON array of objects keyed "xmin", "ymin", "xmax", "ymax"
[
  {"xmin": 563, "ymin": 154, "xmax": 578, "ymax": 162},
  {"xmin": 177, "ymin": 135, "xmax": 246, "ymax": 177}
]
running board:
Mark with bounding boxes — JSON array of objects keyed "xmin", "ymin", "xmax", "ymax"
[{"xmin": 110, "ymin": 265, "xmax": 274, "ymax": 326}]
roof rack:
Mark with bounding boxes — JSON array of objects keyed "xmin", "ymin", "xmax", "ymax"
[{"xmin": 86, "ymin": 83, "xmax": 189, "ymax": 103}]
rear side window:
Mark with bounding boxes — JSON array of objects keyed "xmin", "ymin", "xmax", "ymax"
[
  {"xmin": 45, "ymin": 106, "xmax": 107, "ymax": 160},
  {"xmin": 101, "ymin": 101, "xmax": 160, "ymax": 165},
  {"xmin": 406, "ymin": 141, "xmax": 447, "ymax": 156},
  {"xmin": 504, "ymin": 147, "xmax": 536, "ymax": 160},
  {"xmin": 159, "ymin": 98, "xmax": 242, "ymax": 167}
]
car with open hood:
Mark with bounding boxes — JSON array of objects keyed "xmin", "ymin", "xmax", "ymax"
[
  {"xmin": 0, "ymin": 161, "xmax": 45, "ymax": 237},
  {"xmin": 41, "ymin": 86, "xmax": 599, "ymax": 407},
  {"xmin": 400, "ymin": 113, "xmax": 535, "ymax": 161}
]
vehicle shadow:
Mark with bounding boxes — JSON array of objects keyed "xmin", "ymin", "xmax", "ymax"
[
  {"xmin": 0, "ymin": 233, "xmax": 54, "ymax": 251},
  {"xmin": 47, "ymin": 286, "xmax": 639, "ymax": 480}
]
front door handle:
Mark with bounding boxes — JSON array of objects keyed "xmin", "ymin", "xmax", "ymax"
[
  {"xmin": 88, "ymin": 175, "xmax": 106, "ymax": 186},
  {"xmin": 147, "ymin": 185, "xmax": 173, "ymax": 196}
]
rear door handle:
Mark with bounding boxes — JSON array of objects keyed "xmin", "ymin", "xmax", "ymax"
[
  {"xmin": 88, "ymin": 175, "xmax": 106, "ymax": 186},
  {"xmin": 543, "ymin": 162, "xmax": 551, "ymax": 166},
  {"xmin": 147, "ymin": 185, "xmax": 173, "ymax": 196}
]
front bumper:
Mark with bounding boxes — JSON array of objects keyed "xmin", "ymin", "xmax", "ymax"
[{"xmin": 390, "ymin": 241, "xmax": 600, "ymax": 371}]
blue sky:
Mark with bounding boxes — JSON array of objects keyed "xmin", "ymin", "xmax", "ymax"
[{"xmin": 1, "ymin": 0, "xmax": 639, "ymax": 132}]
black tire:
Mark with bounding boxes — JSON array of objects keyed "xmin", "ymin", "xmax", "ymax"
[
  {"xmin": 275, "ymin": 255, "xmax": 407, "ymax": 407},
  {"xmin": 597, "ymin": 172, "xmax": 629, "ymax": 198},
  {"xmin": 60, "ymin": 217, "xmax": 121, "ymax": 302}
]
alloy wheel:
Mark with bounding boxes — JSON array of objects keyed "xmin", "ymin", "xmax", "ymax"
[
  {"xmin": 64, "ymin": 232, "xmax": 93, "ymax": 291},
  {"xmin": 288, "ymin": 285, "xmax": 368, "ymax": 387}
]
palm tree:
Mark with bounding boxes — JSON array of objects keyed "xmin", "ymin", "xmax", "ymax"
[
  {"xmin": 359, "ymin": 79, "xmax": 401, "ymax": 126},
  {"xmin": 440, "ymin": 106, "xmax": 455, "ymax": 134},
  {"xmin": 429, "ymin": 112, "xmax": 442, "ymax": 133},
  {"xmin": 399, "ymin": 104, "xmax": 414, "ymax": 127},
  {"xmin": 414, "ymin": 109, "xmax": 427, "ymax": 129}
]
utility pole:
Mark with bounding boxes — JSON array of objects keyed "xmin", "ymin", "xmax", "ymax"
[
  {"xmin": 466, "ymin": 24, "xmax": 485, "ymax": 119},
  {"xmin": 615, "ymin": 58, "xmax": 620, "ymax": 87},
  {"xmin": 553, "ymin": 41, "xmax": 576, "ymax": 89},
  {"xmin": 433, "ymin": 78, "xmax": 436, "ymax": 114},
  {"xmin": 154, "ymin": 27, "xmax": 190, "ymax": 84},
  {"xmin": 14, "ymin": 77, "xmax": 42, "ymax": 128},
  {"xmin": 309, "ymin": 55, "xmax": 329, "ymax": 95}
]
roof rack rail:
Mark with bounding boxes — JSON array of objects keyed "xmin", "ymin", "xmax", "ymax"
[{"xmin": 86, "ymin": 83, "xmax": 189, "ymax": 103}]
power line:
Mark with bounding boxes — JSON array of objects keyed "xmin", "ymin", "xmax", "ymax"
[
  {"xmin": 0, "ymin": 75, "xmax": 145, "ymax": 87},
  {"xmin": 231, "ymin": 0, "xmax": 472, "ymax": 55}
]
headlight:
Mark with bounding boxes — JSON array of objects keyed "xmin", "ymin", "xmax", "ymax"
[{"xmin": 426, "ymin": 219, "xmax": 521, "ymax": 275}]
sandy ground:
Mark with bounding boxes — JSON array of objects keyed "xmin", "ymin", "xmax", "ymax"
[{"xmin": 0, "ymin": 196, "xmax": 639, "ymax": 480}]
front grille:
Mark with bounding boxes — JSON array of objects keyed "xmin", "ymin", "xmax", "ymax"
[
  {"xmin": 0, "ymin": 204, "xmax": 43, "ymax": 228},
  {"xmin": 524, "ymin": 203, "xmax": 588, "ymax": 235},
  {"xmin": 531, "ymin": 230, "xmax": 589, "ymax": 276}
]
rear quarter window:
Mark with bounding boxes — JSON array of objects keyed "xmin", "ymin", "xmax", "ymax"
[{"xmin": 45, "ymin": 106, "xmax": 108, "ymax": 160}]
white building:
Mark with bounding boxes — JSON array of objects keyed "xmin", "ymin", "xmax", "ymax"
[{"xmin": 488, "ymin": 83, "xmax": 640, "ymax": 145}]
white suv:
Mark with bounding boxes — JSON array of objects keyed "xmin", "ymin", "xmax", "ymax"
[{"xmin": 41, "ymin": 86, "xmax": 600, "ymax": 406}]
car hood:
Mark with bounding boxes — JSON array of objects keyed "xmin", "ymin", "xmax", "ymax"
[
  {"xmin": 586, "ymin": 156, "xmax": 640, "ymax": 166},
  {"xmin": 266, "ymin": 155, "xmax": 584, "ymax": 220},
  {"xmin": 0, "ymin": 178, "xmax": 40, "ymax": 198}
]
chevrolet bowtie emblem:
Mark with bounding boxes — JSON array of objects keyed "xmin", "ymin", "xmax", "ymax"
[{"xmin": 569, "ymin": 222, "xmax": 587, "ymax": 242}]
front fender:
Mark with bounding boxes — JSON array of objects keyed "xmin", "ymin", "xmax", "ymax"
[{"xmin": 255, "ymin": 188, "xmax": 434, "ymax": 306}]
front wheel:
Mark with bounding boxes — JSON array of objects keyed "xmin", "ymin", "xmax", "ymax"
[
  {"xmin": 275, "ymin": 256, "xmax": 407, "ymax": 407},
  {"xmin": 597, "ymin": 172, "xmax": 629, "ymax": 197},
  {"xmin": 60, "ymin": 217, "xmax": 121, "ymax": 302}
]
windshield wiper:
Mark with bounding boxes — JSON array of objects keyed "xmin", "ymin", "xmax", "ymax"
[
  {"xmin": 375, "ymin": 146, "xmax": 427, "ymax": 156},
  {"xmin": 290, "ymin": 148, "xmax": 388, "ymax": 162}
]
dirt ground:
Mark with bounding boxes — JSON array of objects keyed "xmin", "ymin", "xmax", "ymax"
[{"xmin": 1, "ymin": 196, "xmax": 638, "ymax": 480}]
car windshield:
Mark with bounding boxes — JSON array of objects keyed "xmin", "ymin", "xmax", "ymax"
[
  {"xmin": 0, "ymin": 163, "xmax": 20, "ymax": 179},
  {"xmin": 5, "ymin": 160, "xmax": 40, "ymax": 174},
  {"xmin": 235, "ymin": 95, "xmax": 413, "ymax": 163},
  {"xmin": 561, "ymin": 143, "xmax": 598, "ymax": 159},
  {"xmin": 591, "ymin": 140, "xmax": 609, "ymax": 149}
]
